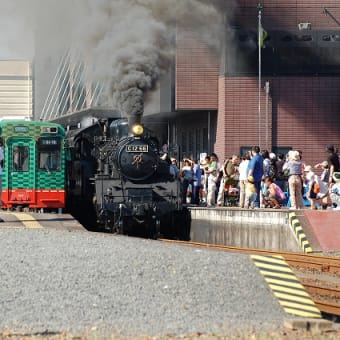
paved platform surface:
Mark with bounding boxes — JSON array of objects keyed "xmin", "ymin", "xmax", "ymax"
[
  {"xmin": 0, "ymin": 211, "xmax": 85, "ymax": 231},
  {"xmin": 302, "ymin": 210, "xmax": 340, "ymax": 253}
]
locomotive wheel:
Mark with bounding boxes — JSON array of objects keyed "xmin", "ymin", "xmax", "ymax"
[
  {"xmin": 117, "ymin": 222, "xmax": 124, "ymax": 235},
  {"xmin": 153, "ymin": 219, "xmax": 161, "ymax": 239},
  {"xmin": 116, "ymin": 216, "xmax": 125, "ymax": 235}
]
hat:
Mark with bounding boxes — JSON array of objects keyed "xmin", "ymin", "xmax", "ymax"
[
  {"xmin": 326, "ymin": 144, "xmax": 335, "ymax": 153},
  {"xmin": 247, "ymin": 175, "xmax": 255, "ymax": 183},
  {"xmin": 304, "ymin": 165, "xmax": 312, "ymax": 172},
  {"xmin": 269, "ymin": 152, "xmax": 276, "ymax": 160},
  {"xmin": 321, "ymin": 161, "xmax": 329, "ymax": 168},
  {"xmin": 170, "ymin": 157, "xmax": 177, "ymax": 162},
  {"xmin": 291, "ymin": 150, "xmax": 300, "ymax": 161}
]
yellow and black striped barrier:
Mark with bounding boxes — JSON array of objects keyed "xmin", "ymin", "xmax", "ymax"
[
  {"xmin": 288, "ymin": 212, "xmax": 313, "ymax": 254},
  {"xmin": 251, "ymin": 254, "xmax": 321, "ymax": 318}
]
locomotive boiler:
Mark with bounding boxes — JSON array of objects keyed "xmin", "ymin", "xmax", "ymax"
[{"xmin": 65, "ymin": 114, "xmax": 190, "ymax": 239}]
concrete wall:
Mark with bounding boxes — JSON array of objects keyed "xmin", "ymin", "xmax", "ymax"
[{"xmin": 189, "ymin": 208, "xmax": 301, "ymax": 252}]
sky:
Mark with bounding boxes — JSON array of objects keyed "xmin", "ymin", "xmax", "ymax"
[{"xmin": 0, "ymin": 2, "xmax": 34, "ymax": 59}]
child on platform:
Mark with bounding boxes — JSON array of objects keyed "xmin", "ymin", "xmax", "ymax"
[
  {"xmin": 245, "ymin": 175, "xmax": 257, "ymax": 209},
  {"xmin": 207, "ymin": 168, "xmax": 218, "ymax": 207}
]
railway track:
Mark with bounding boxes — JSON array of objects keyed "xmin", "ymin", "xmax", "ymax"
[{"xmin": 160, "ymin": 239, "xmax": 340, "ymax": 317}]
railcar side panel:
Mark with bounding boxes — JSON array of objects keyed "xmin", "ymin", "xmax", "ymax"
[{"xmin": 0, "ymin": 120, "xmax": 66, "ymax": 209}]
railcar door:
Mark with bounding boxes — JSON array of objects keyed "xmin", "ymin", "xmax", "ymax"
[{"xmin": 6, "ymin": 139, "xmax": 36, "ymax": 205}]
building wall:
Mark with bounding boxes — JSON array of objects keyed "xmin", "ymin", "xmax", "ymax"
[
  {"xmin": 217, "ymin": 76, "xmax": 340, "ymax": 166},
  {"xmin": 216, "ymin": 77, "xmax": 273, "ymax": 160},
  {"xmin": 272, "ymin": 77, "xmax": 340, "ymax": 166},
  {"xmin": 0, "ymin": 61, "xmax": 33, "ymax": 120},
  {"xmin": 234, "ymin": 0, "xmax": 340, "ymax": 30},
  {"xmin": 176, "ymin": 1, "xmax": 340, "ymax": 166},
  {"xmin": 175, "ymin": 29, "xmax": 219, "ymax": 110}
]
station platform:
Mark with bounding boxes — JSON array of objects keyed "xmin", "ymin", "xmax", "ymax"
[
  {"xmin": 294, "ymin": 209, "xmax": 340, "ymax": 254},
  {"xmin": 0, "ymin": 211, "xmax": 85, "ymax": 232},
  {"xmin": 188, "ymin": 206, "xmax": 340, "ymax": 255}
]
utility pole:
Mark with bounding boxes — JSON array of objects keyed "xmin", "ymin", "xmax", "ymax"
[{"xmin": 258, "ymin": 3, "xmax": 263, "ymax": 148}]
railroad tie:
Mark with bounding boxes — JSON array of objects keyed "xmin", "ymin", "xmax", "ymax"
[
  {"xmin": 12, "ymin": 213, "xmax": 43, "ymax": 229},
  {"xmin": 251, "ymin": 254, "xmax": 321, "ymax": 318},
  {"xmin": 288, "ymin": 212, "xmax": 313, "ymax": 254}
]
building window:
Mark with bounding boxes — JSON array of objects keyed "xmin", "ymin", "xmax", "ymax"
[
  {"xmin": 294, "ymin": 34, "xmax": 312, "ymax": 42},
  {"xmin": 281, "ymin": 35, "xmax": 293, "ymax": 42},
  {"xmin": 272, "ymin": 146, "xmax": 292, "ymax": 159},
  {"xmin": 240, "ymin": 146, "xmax": 252, "ymax": 158},
  {"xmin": 322, "ymin": 34, "xmax": 340, "ymax": 42}
]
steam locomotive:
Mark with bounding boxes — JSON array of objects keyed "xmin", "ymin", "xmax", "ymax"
[{"xmin": 65, "ymin": 114, "xmax": 190, "ymax": 239}]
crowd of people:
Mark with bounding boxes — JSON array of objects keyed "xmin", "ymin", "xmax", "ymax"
[{"xmin": 171, "ymin": 144, "xmax": 340, "ymax": 210}]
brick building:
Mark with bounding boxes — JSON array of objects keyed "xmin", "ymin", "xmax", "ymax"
[{"xmin": 174, "ymin": 0, "xmax": 340, "ymax": 166}]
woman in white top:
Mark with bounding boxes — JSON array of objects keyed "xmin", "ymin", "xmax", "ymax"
[
  {"xmin": 305, "ymin": 168, "xmax": 330, "ymax": 210},
  {"xmin": 238, "ymin": 151, "xmax": 251, "ymax": 208}
]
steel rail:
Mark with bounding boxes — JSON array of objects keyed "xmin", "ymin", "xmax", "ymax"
[
  {"xmin": 301, "ymin": 283, "xmax": 340, "ymax": 299},
  {"xmin": 159, "ymin": 239, "xmax": 340, "ymax": 274},
  {"xmin": 303, "ymin": 285, "xmax": 340, "ymax": 316},
  {"xmin": 314, "ymin": 300, "xmax": 340, "ymax": 316}
]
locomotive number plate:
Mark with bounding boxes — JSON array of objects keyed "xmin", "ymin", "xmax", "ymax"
[{"xmin": 126, "ymin": 145, "xmax": 148, "ymax": 152}]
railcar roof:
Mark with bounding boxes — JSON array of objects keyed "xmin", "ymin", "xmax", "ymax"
[{"xmin": 0, "ymin": 120, "xmax": 60, "ymax": 126}]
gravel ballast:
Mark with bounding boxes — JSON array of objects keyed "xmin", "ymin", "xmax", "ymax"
[{"xmin": 0, "ymin": 228, "xmax": 288, "ymax": 337}]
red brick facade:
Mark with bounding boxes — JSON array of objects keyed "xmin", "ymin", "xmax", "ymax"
[
  {"xmin": 175, "ymin": 1, "xmax": 340, "ymax": 166},
  {"xmin": 217, "ymin": 76, "xmax": 340, "ymax": 166},
  {"xmin": 216, "ymin": 77, "xmax": 273, "ymax": 159},
  {"xmin": 175, "ymin": 30, "xmax": 219, "ymax": 110}
]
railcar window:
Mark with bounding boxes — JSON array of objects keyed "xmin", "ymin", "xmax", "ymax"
[
  {"xmin": 13, "ymin": 146, "xmax": 29, "ymax": 171},
  {"xmin": 38, "ymin": 137, "xmax": 61, "ymax": 171},
  {"xmin": 39, "ymin": 150, "xmax": 61, "ymax": 171}
]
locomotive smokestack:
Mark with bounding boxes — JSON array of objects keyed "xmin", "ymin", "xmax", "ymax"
[
  {"xmin": 128, "ymin": 111, "xmax": 143, "ymax": 128},
  {"xmin": 119, "ymin": 87, "xmax": 144, "ymax": 129}
]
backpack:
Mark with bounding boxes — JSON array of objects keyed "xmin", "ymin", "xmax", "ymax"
[
  {"xmin": 267, "ymin": 163, "xmax": 276, "ymax": 179},
  {"xmin": 309, "ymin": 181, "xmax": 319, "ymax": 199},
  {"xmin": 312, "ymin": 181, "xmax": 320, "ymax": 194}
]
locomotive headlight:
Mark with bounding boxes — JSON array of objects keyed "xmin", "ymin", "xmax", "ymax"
[{"xmin": 131, "ymin": 123, "xmax": 144, "ymax": 136}]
